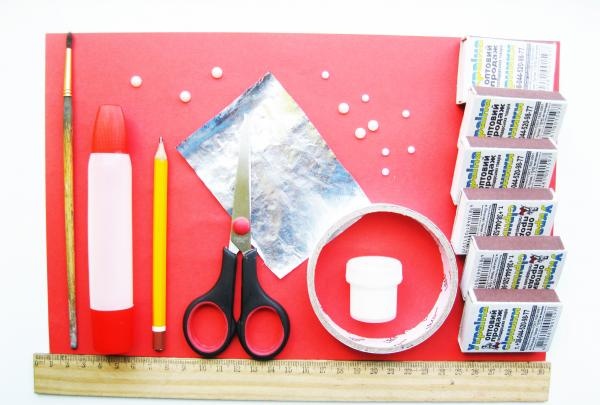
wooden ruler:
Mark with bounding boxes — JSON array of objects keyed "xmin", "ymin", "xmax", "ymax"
[{"xmin": 33, "ymin": 353, "xmax": 550, "ymax": 402}]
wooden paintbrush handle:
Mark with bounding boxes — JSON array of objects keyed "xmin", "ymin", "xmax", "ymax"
[{"xmin": 63, "ymin": 95, "xmax": 77, "ymax": 349}]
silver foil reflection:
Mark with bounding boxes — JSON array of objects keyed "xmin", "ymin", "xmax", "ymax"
[{"xmin": 177, "ymin": 73, "xmax": 369, "ymax": 278}]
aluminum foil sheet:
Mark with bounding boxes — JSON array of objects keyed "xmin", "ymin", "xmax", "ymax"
[{"xmin": 177, "ymin": 73, "xmax": 369, "ymax": 278}]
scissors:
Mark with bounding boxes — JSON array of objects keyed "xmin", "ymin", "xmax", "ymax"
[{"xmin": 182, "ymin": 131, "xmax": 290, "ymax": 360}]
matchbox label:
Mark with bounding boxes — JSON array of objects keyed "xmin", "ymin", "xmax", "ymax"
[
  {"xmin": 464, "ymin": 97, "xmax": 566, "ymax": 141},
  {"xmin": 451, "ymin": 140, "xmax": 557, "ymax": 204},
  {"xmin": 467, "ymin": 38, "xmax": 556, "ymax": 92},
  {"xmin": 464, "ymin": 151, "xmax": 555, "ymax": 188},
  {"xmin": 451, "ymin": 200, "xmax": 556, "ymax": 254},
  {"xmin": 466, "ymin": 251, "xmax": 564, "ymax": 291},
  {"xmin": 465, "ymin": 150, "xmax": 554, "ymax": 189},
  {"xmin": 459, "ymin": 302, "xmax": 561, "ymax": 352}
]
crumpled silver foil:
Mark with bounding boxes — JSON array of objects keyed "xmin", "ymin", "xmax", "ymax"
[{"xmin": 177, "ymin": 73, "xmax": 369, "ymax": 278}]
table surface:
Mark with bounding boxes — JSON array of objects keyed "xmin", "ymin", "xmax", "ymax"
[{"xmin": 2, "ymin": 1, "xmax": 599, "ymax": 404}]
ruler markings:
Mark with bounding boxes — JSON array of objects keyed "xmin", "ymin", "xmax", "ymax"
[{"xmin": 33, "ymin": 353, "xmax": 550, "ymax": 402}]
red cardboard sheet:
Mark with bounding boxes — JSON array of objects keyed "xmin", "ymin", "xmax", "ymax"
[{"xmin": 46, "ymin": 33, "xmax": 552, "ymax": 361}]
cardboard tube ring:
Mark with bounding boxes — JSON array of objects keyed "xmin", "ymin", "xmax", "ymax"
[{"xmin": 307, "ymin": 203, "xmax": 458, "ymax": 354}]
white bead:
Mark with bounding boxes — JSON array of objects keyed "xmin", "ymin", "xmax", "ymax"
[
  {"xmin": 179, "ymin": 90, "xmax": 192, "ymax": 103},
  {"xmin": 367, "ymin": 120, "xmax": 379, "ymax": 132},
  {"xmin": 338, "ymin": 102, "xmax": 350, "ymax": 114},
  {"xmin": 361, "ymin": 94, "xmax": 370, "ymax": 103},
  {"xmin": 130, "ymin": 75, "xmax": 142, "ymax": 88},
  {"xmin": 321, "ymin": 70, "xmax": 330, "ymax": 79},
  {"xmin": 211, "ymin": 66, "xmax": 223, "ymax": 79},
  {"xmin": 407, "ymin": 145, "xmax": 416, "ymax": 154},
  {"xmin": 381, "ymin": 147, "xmax": 390, "ymax": 157},
  {"xmin": 381, "ymin": 168, "xmax": 390, "ymax": 176},
  {"xmin": 402, "ymin": 109, "xmax": 411, "ymax": 118},
  {"xmin": 354, "ymin": 127, "xmax": 367, "ymax": 139}
]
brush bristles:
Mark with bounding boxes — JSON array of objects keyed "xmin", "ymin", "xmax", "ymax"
[{"xmin": 66, "ymin": 32, "xmax": 72, "ymax": 48}]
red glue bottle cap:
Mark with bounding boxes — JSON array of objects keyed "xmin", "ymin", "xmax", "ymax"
[{"xmin": 92, "ymin": 105, "xmax": 128, "ymax": 153}]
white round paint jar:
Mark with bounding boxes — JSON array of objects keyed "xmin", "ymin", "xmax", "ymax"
[{"xmin": 346, "ymin": 256, "xmax": 403, "ymax": 323}]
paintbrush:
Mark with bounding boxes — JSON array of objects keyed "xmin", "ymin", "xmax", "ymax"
[{"xmin": 63, "ymin": 32, "xmax": 77, "ymax": 349}]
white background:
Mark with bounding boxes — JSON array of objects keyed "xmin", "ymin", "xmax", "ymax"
[{"xmin": 1, "ymin": 0, "xmax": 599, "ymax": 403}]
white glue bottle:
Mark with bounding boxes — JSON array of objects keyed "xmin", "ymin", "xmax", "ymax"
[{"xmin": 88, "ymin": 105, "xmax": 134, "ymax": 353}]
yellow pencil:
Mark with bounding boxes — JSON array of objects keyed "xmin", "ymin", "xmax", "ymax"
[{"xmin": 152, "ymin": 137, "xmax": 168, "ymax": 351}]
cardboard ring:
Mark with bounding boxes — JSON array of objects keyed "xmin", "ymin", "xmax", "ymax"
[{"xmin": 306, "ymin": 203, "xmax": 458, "ymax": 354}]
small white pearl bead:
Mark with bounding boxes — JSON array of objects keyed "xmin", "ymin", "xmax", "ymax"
[
  {"xmin": 407, "ymin": 145, "xmax": 416, "ymax": 154},
  {"xmin": 130, "ymin": 75, "xmax": 142, "ymax": 88},
  {"xmin": 402, "ymin": 109, "xmax": 411, "ymax": 118},
  {"xmin": 338, "ymin": 102, "xmax": 350, "ymax": 114},
  {"xmin": 381, "ymin": 147, "xmax": 390, "ymax": 157},
  {"xmin": 321, "ymin": 70, "xmax": 330, "ymax": 79},
  {"xmin": 179, "ymin": 90, "xmax": 192, "ymax": 103},
  {"xmin": 361, "ymin": 94, "xmax": 370, "ymax": 103},
  {"xmin": 354, "ymin": 127, "xmax": 367, "ymax": 139},
  {"xmin": 211, "ymin": 66, "xmax": 223, "ymax": 79},
  {"xmin": 381, "ymin": 168, "xmax": 390, "ymax": 176},
  {"xmin": 367, "ymin": 120, "xmax": 379, "ymax": 132}
]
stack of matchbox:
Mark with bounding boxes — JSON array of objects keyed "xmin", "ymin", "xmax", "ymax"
[{"xmin": 450, "ymin": 36, "xmax": 567, "ymax": 353}]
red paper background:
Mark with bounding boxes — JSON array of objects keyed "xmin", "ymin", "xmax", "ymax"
[{"xmin": 45, "ymin": 33, "xmax": 556, "ymax": 361}]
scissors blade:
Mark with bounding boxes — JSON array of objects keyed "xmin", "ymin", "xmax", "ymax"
[{"xmin": 230, "ymin": 131, "xmax": 251, "ymax": 253}]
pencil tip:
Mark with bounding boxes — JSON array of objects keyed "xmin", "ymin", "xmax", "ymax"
[
  {"xmin": 156, "ymin": 137, "xmax": 167, "ymax": 159},
  {"xmin": 66, "ymin": 32, "xmax": 72, "ymax": 48}
]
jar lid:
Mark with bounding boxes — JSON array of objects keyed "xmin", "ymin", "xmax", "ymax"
[{"xmin": 346, "ymin": 256, "xmax": 403, "ymax": 288}]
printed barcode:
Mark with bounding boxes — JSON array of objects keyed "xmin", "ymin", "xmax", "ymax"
[
  {"xmin": 533, "ymin": 154, "xmax": 553, "ymax": 187},
  {"xmin": 475, "ymin": 256, "xmax": 493, "ymax": 288},
  {"xmin": 462, "ymin": 208, "xmax": 482, "ymax": 252},
  {"xmin": 535, "ymin": 52, "xmax": 551, "ymax": 90},
  {"xmin": 543, "ymin": 104, "xmax": 561, "ymax": 136},
  {"xmin": 534, "ymin": 307, "xmax": 559, "ymax": 350}
]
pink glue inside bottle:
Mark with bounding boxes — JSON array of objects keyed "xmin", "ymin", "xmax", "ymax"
[{"xmin": 88, "ymin": 105, "xmax": 134, "ymax": 354}]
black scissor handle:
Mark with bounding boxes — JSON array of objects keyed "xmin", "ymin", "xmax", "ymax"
[
  {"xmin": 237, "ymin": 249, "xmax": 290, "ymax": 360},
  {"xmin": 182, "ymin": 248, "xmax": 237, "ymax": 357}
]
